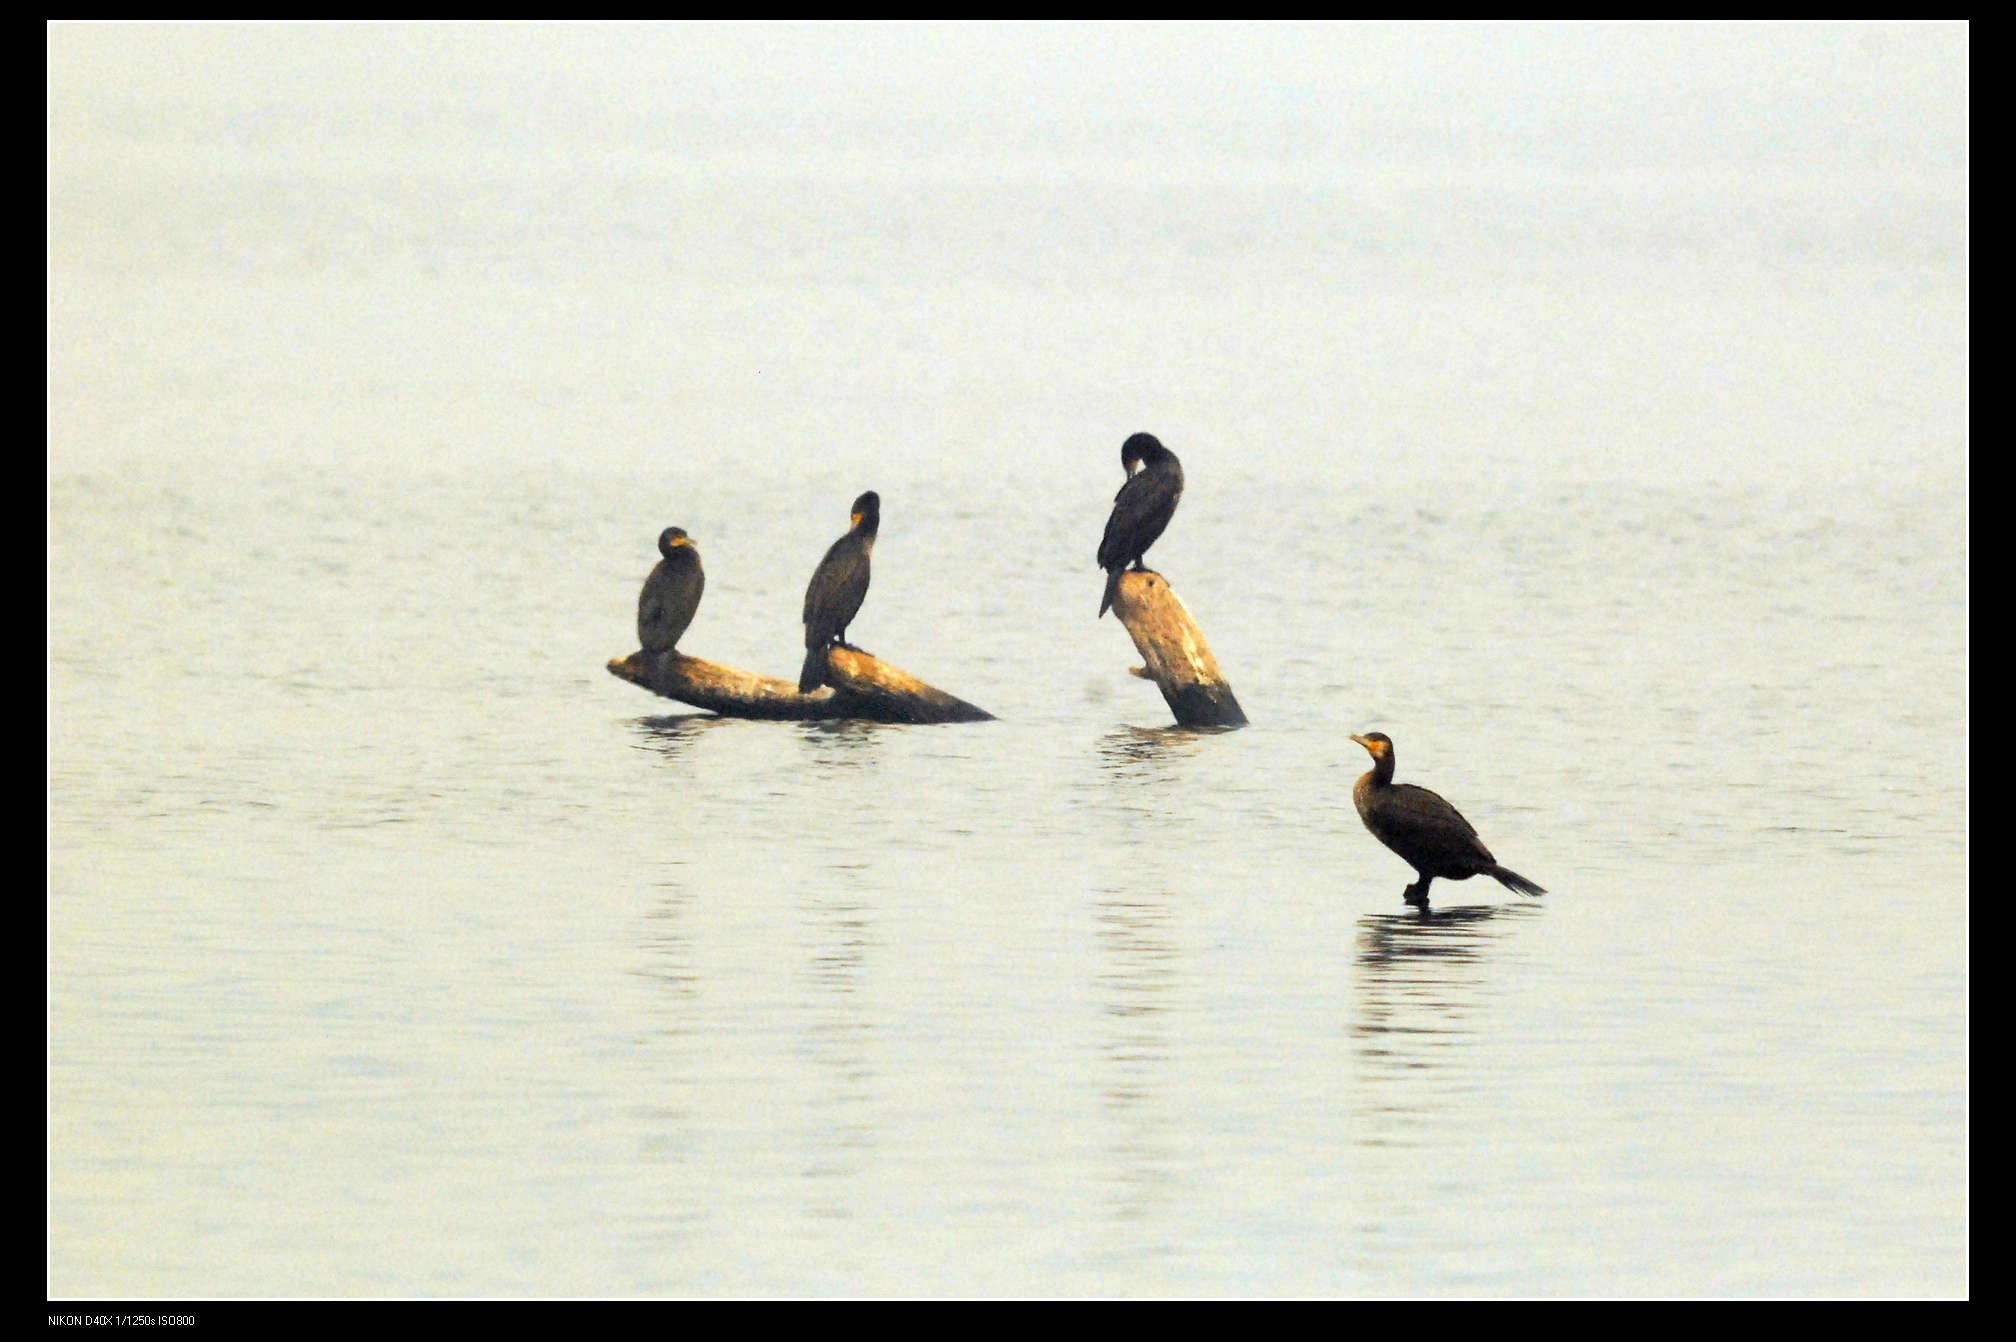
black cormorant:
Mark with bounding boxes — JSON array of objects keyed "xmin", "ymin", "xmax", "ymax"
[
  {"xmin": 799, "ymin": 491, "xmax": 880, "ymax": 692},
  {"xmin": 1097, "ymin": 432, "xmax": 1184, "ymax": 618},
  {"xmin": 1349, "ymin": 732, "xmax": 1546, "ymax": 907},
  {"xmin": 638, "ymin": 526, "xmax": 704, "ymax": 655}
]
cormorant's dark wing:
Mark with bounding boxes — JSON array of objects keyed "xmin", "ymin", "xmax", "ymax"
[
  {"xmin": 1378, "ymin": 783, "xmax": 1496, "ymax": 866},
  {"xmin": 640, "ymin": 553, "xmax": 704, "ymax": 652},
  {"xmin": 803, "ymin": 536, "xmax": 871, "ymax": 637},
  {"xmin": 1097, "ymin": 468, "xmax": 1182, "ymax": 569},
  {"xmin": 639, "ymin": 591, "xmax": 668, "ymax": 652}
]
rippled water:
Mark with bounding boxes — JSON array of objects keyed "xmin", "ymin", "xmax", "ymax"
[{"xmin": 49, "ymin": 23, "xmax": 1966, "ymax": 1298}]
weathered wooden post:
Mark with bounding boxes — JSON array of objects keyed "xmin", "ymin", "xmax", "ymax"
[
  {"xmin": 1109, "ymin": 569, "xmax": 1247, "ymax": 728},
  {"xmin": 608, "ymin": 648, "xmax": 992, "ymax": 724}
]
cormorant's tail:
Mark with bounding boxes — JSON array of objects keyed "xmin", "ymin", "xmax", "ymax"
[
  {"xmin": 798, "ymin": 645, "xmax": 827, "ymax": 693},
  {"xmin": 1489, "ymin": 866, "xmax": 1547, "ymax": 897},
  {"xmin": 1098, "ymin": 565, "xmax": 1122, "ymax": 619}
]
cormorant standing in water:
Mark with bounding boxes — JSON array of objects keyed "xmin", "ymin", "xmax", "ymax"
[
  {"xmin": 1097, "ymin": 432, "xmax": 1184, "ymax": 618},
  {"xmin": 638, "ymin": 526, "xmax": 704, "ymax": 655},
  {"xmin": 1349, "ymin": 732, "xmax": 1546, "ymax": 907},
  {"xmin": 799, "ymin": 490, "xmax": 880, "ymax": 692}
]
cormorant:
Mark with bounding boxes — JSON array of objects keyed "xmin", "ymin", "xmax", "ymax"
[
  {"xmin": 1349, "ymin": 732, "xmax": 1546, "ymax": 907},
  {"xmin": 1097, "ymin": 432, "xmax": 1184, "ymax": 618},
  {"xmin": 799, "ymin": 490, "xmax": 880, "ymax": 692},
  {"xmin": 638, "ymin": 526, "xmax": 704, "ymax": 655}
]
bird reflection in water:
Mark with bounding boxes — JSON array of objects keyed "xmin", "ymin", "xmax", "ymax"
[
  {"xmin": 1351, "ymin": 903, "xmax": 1540, "ymax": 1144},
  {"xmin": 632, "ymin": 713, "xmax": 731, "ymax": 760},
  {"xmin": 795, "ymin": 717, "xmax": 888, "ymax": 769},
  {"xmin": 1097, "ymin": 723, "xmax": 1205, "ymax": 772}
]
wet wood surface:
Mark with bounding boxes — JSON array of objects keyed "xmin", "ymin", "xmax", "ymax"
[
  {"xmin": 1109, "ymin": 569, "xmax": 1248, "ymax": 728},
  {"xmin": 608, "ymin": 648, "xmax": 993, "ymax": 724}
]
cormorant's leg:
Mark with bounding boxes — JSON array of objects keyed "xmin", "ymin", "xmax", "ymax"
[{"xmin": 1403, "ymin": 877, "xmax": 1432, "ymax": 907}]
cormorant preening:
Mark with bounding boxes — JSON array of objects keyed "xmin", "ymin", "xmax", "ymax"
[
  {"xmin": 799, "ymin": 490, "xmax": 880, "ymax": 692},
  {"xmin": 1349, "ymin": 732, "xmax": 1546, "ymax": 907},
  {"xmin": 1097, "ymin": 432, "xmax": 1184, "ymax": 618},
  {"xmin": 638, "ymin": 526, "xmax": 704, "ymax": 655}
]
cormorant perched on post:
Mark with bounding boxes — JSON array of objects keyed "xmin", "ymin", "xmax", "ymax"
[
  {"xmin": 799, "ymin": 490, "xmax": 880, "ymax": 692},
  {"xmin": 1097, "ymin": 432, "xmax": 1184, "ymax": 618},
  {"xmin": 638, "ymin": 526, "xmax": 704, "ymax": 655},
  {"xmin": 1348, "ymin": 732, "xmax": 1546, "ymax": 907}
]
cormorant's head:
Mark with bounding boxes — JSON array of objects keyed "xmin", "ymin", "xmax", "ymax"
[
  {"xmin": 1120, "ymin": 432, "xmax": 1162, "ymax": 474},
  {"xmin": 1350, "ymin": 732, "xmax": 1394, "ymax": 762},
  {"xmin": 658, "ymin": 526, "xmax": 693, "ymax": 558},
  {"xmin": 850, "ymin": 491, "xmax": 881, "ymax": 529}
]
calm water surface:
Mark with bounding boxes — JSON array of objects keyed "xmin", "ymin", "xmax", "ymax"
[{"xmin": 48, "ymin": 24, "xmax": 1966, "ymax": 1297}]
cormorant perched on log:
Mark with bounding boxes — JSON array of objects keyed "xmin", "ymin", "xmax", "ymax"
[
  {"xmin": 1349, "ymin": 732, "xmax": 1546, "ymax": 907},
  {"xmin": 1098, "ymin": 432, "xmax": 1184, "ymax": 618},
  {"xmin": 799, "ymin": 490, "xmax": 880, "ymax": 692},
  {"xmin": 638, "ymin": 526, "xmax": 704, "ymax": 655}
]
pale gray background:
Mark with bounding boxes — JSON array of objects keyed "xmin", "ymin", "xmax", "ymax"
[{"xmin": 49, "ymin": 21, "xmax": 1967, "ymax": 1298}]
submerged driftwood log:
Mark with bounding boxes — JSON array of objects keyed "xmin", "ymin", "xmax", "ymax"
[
  {"xmin": 1110, "ymin": 569, "xmax": 1248, "ymax": 728},
  {"xmin": 607, "ymin": 648, "xmax": 993, "ymax": 724}
]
